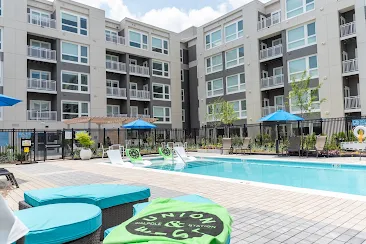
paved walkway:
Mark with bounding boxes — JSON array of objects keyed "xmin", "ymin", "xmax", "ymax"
[{"xmin": 2, "ymin": 155, "xmax": 366, "ymax": 243}]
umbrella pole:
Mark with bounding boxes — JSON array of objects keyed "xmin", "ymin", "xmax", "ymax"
[{"xmin": 138, "ymin": 130, "xmax": 140, "ymax": 150}]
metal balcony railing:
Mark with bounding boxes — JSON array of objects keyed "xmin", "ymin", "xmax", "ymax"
[
  {"xmin": 340, "ymin": 21, "xmax": 356, "ymax": 38},
  {"xmin": 27, "ymin": 46, "xmax": 56, "ymax": 62},
  {"xmin": 262, "ymin": 105, "xmax": 285, "ymax": 116},
  {"xmin": 258, "ymin": 13, "xmax": 281, "ymax": 30},
  {"xmin": 129, "ymin": 64, "xmax": 150, "ymax": 77},
  {"xmin": 105, "ymin": 34, "xmax": 125, "ymax": 45},
  {"xmin": 27, "ymin": 78, "xmax": 56, "ymax": 92},
  {"xmin": 261, "ymin": 74, "xmax": 284, "ymax": 89},
  {"xmin": 106, "ymin": 87, "xmax": 127, "ymax": 98},
  {"xmin": 106, "ymin": 60, "xmax": 126, "ymax": 73},
  {"xmin": 130, "ymin": 114, "xmax": 150, "ymax": 118},
  {"xmin": 27, "ymin": 110, "xmax": 57, "ymax": 121},
  {"xmin": 27, "ymin": 14, "xmax": 56, "ymax": 29},
  {"xmin": 107, "ymin": 113, "xmax": 128, "ymax": 118},
  {"xmin": 260, "ymin": 44, "xmax": 283, "ymax": 61},
  {"xmin": 130, "ymin": 89, "xmax": 150, "ymax": 100},
  {"xmin": 342, "ymin": 59, "xmax": 358, "ymax": 74},
  {"xmin": 344, "ymin": 96, "xmax": 361, "ymax": 110}
]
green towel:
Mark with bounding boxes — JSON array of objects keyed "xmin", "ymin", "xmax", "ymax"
[
  {"xmin": 103, "ymin": 198, "xmax": 232, "ymax": 244},
  {"xmin": 159, "ymin": 147, "xmax": 173, "ymax": 160},
  {"xmin": 126, "ymin": 148, "xmax": 143, "ymax": 163}
]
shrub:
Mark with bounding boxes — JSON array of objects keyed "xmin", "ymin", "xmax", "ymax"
[{"xmin": 75, "ymin": 132, "xmax": 94, "ymax": 149}]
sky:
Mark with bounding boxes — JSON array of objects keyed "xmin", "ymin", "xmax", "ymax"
[{"xmin": 48, "ymin": 0, "xmax": 269, "ymax": 32}]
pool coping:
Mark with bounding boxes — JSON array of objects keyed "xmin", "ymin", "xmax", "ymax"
[{"xmin": 100, "ymin": 157, "xmax": 366, "ymax": 202}]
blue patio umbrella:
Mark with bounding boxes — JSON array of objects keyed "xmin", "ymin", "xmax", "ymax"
[
  {"xmin": 122, "ymin": 119, "xmax": 156, "ymax": 149},
  {"xmin": 0, "ymin": 94, "xmax": 21, "ymax": 107},
  {"xmin": 259, "ymin": 110, "xmax": 304, "ymax": 122}
]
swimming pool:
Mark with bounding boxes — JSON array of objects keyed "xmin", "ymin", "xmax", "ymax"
[{"xmin": 148, "ymin": 158, "xmax": 366, "ymax": 196}]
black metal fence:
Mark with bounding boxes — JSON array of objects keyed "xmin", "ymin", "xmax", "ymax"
[{"xmin": 0, "ymin": 116, "xmax": 362, "ymax": 162}]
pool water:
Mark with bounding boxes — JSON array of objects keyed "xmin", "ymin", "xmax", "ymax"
[{"xmin": 148, "ymin": 158, "xmax": 366, "ymax": 196}]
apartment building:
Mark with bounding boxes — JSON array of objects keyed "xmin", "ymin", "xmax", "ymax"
[
  {"xmin": 0, "ymin": 0, "xmax": 364, "ymax": 131},
  {"xmin": 183, "ymin": 0, "xmax": 365, "ymax": 135},
  {"xmin": 0, "ymin": 0, "xmax": 183, "ymax": 129}
]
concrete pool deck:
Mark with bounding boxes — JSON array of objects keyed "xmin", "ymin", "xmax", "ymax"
[{"xmin": 3, "ymin": 154, "xmax": 366, "ymax": 243}]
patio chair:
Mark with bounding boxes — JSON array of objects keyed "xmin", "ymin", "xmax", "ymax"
[
  {"xmin": 173, "ymin": 146, "xmax": 197, "ymax": 161},
  {"xmin": 239, "ymin": 137, "xmax": 251, "ymax": 154},
  {"xmin": 0, "ymin": 168, "xmax": 19, "ymax": 188},
  {"xmin": 107, "ymin": 150, "xmax": 133, "ymax": 167},
  {"xmin": 101, "ymin": 144, "xmax": 109, "ymax": 159},
  {"xmin": 104, "ymin": 194, "xmax": 232, "ymax": 244},
  {"xmin": 18, "ymin": 184, "xmax": 150, "ymax": 241},
  {"xmin": 283, "ymin": 136, "xmax": 301, "ymax": 156},
  {"xmin": 158, "ymin": 147, "xmax": 173, "ymax": 160},
  {"xmin": 306, "ymin": 136, "xmax": 328, "ymax": 158},
  {"xmin": 126, "ymin": 148, "xmax": 152, "ymax": 166},
  {"xmin": 222, "ymin": 138, "xmax": 233, "ymax": 155},
  {"xmin": 109, "ymin": 144, "xmax": 125, "ymax": 157}
]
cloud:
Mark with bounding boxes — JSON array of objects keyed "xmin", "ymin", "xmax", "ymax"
[{"xmin": 47, "ymin": 0, "xmax": 265, "ymax": 32}]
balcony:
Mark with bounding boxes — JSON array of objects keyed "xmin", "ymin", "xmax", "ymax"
[
  {"xmin": 261, "ymin": 74, "xmax": 284, "ymax": 90},
  {"xmin": 106, "ymin": 60, "xmax": 126, "ymax": 74},
  {"xmin": 27, "ymin": 78, "xmax": 57, "ymax": 93},
  {"xmin": 107, "ymin": 113, "xmax": 128, "ymax": 118},
  {"xmin": 262, "ymin": 105, "xmax": 285, "ymax": 116},
  {"xmin": 27, "ymin": 14, "xmax": 56, "ymax": 29},
  {"xmin": 129, "ymin": 64, "xmax": 150, "ymax": 77},
  {"xmin": 342, "ymin": 59, "xmax": 358, "ymax": 75},
  {"xmin": 258, "ymin": 13, "xmax": 281, "ymax": 31},
  {"xmin": 27, "ymin": 46, "xmax": 56, "ymax": 63},
  {"xmin": 27, "ymin": 110, "xmax": 57, "ymax": 121},
  {"xmin": 105, "ymin": 34, "xmax": 125, "ymax": 45},
  {"xmin": 340, "ymin": 21, "xmax": 356, "ymax": 39},
  {"xmin": 344, "ymin": 96, "xmax": 361, "ymax": 112},
  {"xmin": 260, "ymin": 44, "xmax": 283, "ymax": 62},
  {"xmin": 106, "ymin": 87, "xmax": 127, "ymax": 99},
  {"xmin": 130, "ymin": 89, "xmax": 150, "ymax": 101}
]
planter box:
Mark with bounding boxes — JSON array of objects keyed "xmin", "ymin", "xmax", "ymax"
[{"xmin": 197, "ymin": 149, "xmax": 222, "ymax": 154}]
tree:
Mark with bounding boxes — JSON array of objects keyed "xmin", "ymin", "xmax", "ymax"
[{"xmin": 206, "ymin": 97, "xmax": 238, "ymax": 137}]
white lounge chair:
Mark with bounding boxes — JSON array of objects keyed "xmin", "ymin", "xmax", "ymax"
[
  {"xmin": 173, "ymin": 146, "xmax": 197, "ymax": 161},
  {"xmin": 107, "ymin": 150, "xmax": 133, "ymax": 167}
]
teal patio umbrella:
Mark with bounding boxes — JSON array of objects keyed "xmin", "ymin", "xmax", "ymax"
[{"xmin": 122, "ymin": 119, "xmax": 156, "ymax": 149}]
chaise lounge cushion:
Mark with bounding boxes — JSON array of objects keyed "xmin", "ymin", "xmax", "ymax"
[
  {"xmin": 24, "ymin": 184, "xmax": 151, "ymax": 209},
  {"xmin": 15, "ymin": 203, "xmax": 101, "ymax": 244}
]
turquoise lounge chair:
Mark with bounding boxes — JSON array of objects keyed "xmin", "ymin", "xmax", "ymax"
[{"xmin": 19, "ymin": 184, "xmax": 150, "ymax": 240}]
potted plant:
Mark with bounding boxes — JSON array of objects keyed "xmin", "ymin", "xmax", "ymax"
[{"xmin": 75, "ymin": 131, "xmax": 94, "ymax": 160}]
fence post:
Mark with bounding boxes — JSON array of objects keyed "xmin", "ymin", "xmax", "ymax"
[
  {"xmin": 259, "ymin": 123, "xmax": 263, "ymax": 146},
  {"xmin": 61, "ymin": 129, "xmax": 65, "ymax": 160},
  {"xmin": 345, "ymin": 117, "xmax": 349, "ymax": 138},
  {"xmin": 297, "ymin": 121, "xmax": 301, "ymax": 136},
  {"xmin": 33, "ymin": 128, "xmax": 36, "ymax": 162},
  {"xmin": 154, "ymin": 129, "xmax": 157, "ymax": 148},
  {"xmin": 204, "ymin": 125, "xmax": 207, "ymax": 145},
  {"xmin": 117, "ymin": 128, "xmax": 120, "ymax": 144},
  {"xmin": 71, "ymin": 128, "xmax": 74, "ymax": 159},
  {"xmin": 43, "ymin": 131, "xmax": 47, "ymax": 162},
  {"xmin": 320, "ymin": 118, "xmax": 323, "ymax": 135},
  {"xmin": 194, "ymin": 129, "xmax": 197, "ymax": 145},
  {"xmin": 103, "ymin": 128, "xmax": 106, "ymax": 146},
  {"xmin": 12, "ymin": 128, "xmax": 15, "ymax": 153}
]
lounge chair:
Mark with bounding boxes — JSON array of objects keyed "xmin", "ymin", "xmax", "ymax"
[
  {"xmin": 306, "ymin": 135, "xmax": 328, "ymax": 157},
  {"xmin": 126, "ymin": 148, "xmax": 152, "ymax": 166},
  {"xmin": 173, "ymin": 146, "xmax": 197, "ymax": 161},
  {"xmin": 101, "ymin": 144, "xmax": 109, "ymax": 158},
  {"xmin": 238, "ymin": 137, "xmax": 251, "ymax": 154},
  {"xmin": 222, "ymin": 138, "xmax": 233, "ymax": 155},
  {"xmin": 107, "ymin": 150, "xmax": 133, "ymax": 167},
  {"xmin": 283, "ymin": 136, "xmax": 301, "ymax": 156},
  {"xmin": 104, "ymin": 195, "xmax": 232, "ymax": 244},
  {"xmin": 158, "ymin": 147, "xmax": 173, "ymax": 160},
  {"xmin": 18, "ymin": 184, "xmax": 150, "ymax": 241},
  {"xmin": 0, "ymin": 168, "xmax": 19, "ymax": 188}
]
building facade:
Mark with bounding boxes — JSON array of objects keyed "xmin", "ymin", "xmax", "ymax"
[{"xmin": 0, "ymin": 0, "xmax": 364, "ymax": 131}]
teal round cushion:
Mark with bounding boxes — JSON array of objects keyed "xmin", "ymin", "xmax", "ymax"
[
  {"xmin": 15, "ymin": 203, "xmax": 101, "ymax": 244},
  {"xmin": 24, "ymin": 184, "xmax": 151, "ymax": 209}
]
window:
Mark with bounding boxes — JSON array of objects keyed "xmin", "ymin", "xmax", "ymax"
[
  {"xmin": 181, "ymin": 89, "xmax": 185, "ymax": 102},
  {"xmin": 290, "ymin": 89, "xmax": 320, "ymax": 113},
  {"xmin": 152, "ymin": 36, "xmax": 169, "ymax": 55},
  {"xmin": 206, "ymin": 78, "xmax": 224, "ymax": 98},
  {"xmin": 181, "ymin": 70, "xmax": 184, "ymax": 82},
  {"xmin": 30, "ymin": 100, "xmax": 50, "ymax": 112},
  {"xmin": 225, "ymin": 20, "xmax": 243, "ymax": 42},
  {"xmin": 61, "ymin": 41, "xmax": 88, "ymax": 64},
  {"xmin": 61, "ymin": 71, "xmax": 89, "ymax": 93},
  {"xmin": 129, "ymin": 30, "xmax": 148, "ymax": 50},
  {"xmin": 206, "ymin": 54, "xmax": 223, "ymax": 74},
  {"xmin": 288, "ymin": 55, "xmax": 318, "ymax": 82},
  {"xmin": 30, "ymin": 70, "xmax": 50, "ymax": 80},
  {"xmin": 105, "ymin": 29, "xmax": 118, "ymax": 42},
  {"xmin": 62, "ymin": 101, "xmax": 89, "ymax": 120},
  {"xmin": 207, "ymin": 103, "xmax": 222, "ymax": 121},
  {"xmin": 180, "ymin": 49, "xmax": 183, "ymax": 63},
  {"xmin": 106, "ymin": 54, "xmax": 119, "ymax": 62},
  {"xmin": 0, "ymin": 61, "xmax": 3, "ymax": 86},
  {"xmin": 152, "ymin": 60, "xmax": 169, "ymax": 77},
  {"xmin": 106, "ymin": 79, "xmax": 119, "ymax": 87},
  {"xmin": 29, "ymin": 9, "xmax": 52, "ymax": 27},
  {"xmin": 226, "ymin": 73, "xmax": 245, "ymax": 94},
  {"xmin": 205, "ymin": 29, "xmax": 222, "ymax": 50},
  {"xmin": 152, "ymin": 83, "xmax": 170, "ymax": 100},
  {"xmin": 130, "ymin": 106, "xmax": 138, "ymax": 117},
  {"xmin": 61, "ymin": 11, "xmax": 88, "ymax": 36},
  {"xmin": 229, "ymin": 100, "xmax": 247, "ymax": 119},
  {"xmin": 30, "ymin": 40, "xmax": 51, "ymax": 50},
  {"xmin": 287, "ymin": 22, "xmax": 316, "ymax": 51},
  {"xmin": 153, "ymin": 106, "xmax": 171, "ymax": 123},
  {"xmin": 225, "ymin": 47, "xmax": 244, "ymax": 69},
  {"xmin": 107, "ymin": 105, "xmax": 120, "ymax": 116},
  {"xmin": 286, "ymin": 0, "xmax": 314, "ymax": 19},
  {"xmin": 0, "ymin": 0, "xmax": 2, "ymax": 16},
  {"xmin": 182, "ymin": 109, "xmax": 185, "ymax": 122},
  {"xmin": 0, "ymin": 28, "xmax": 2, "ymax": 51}
]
